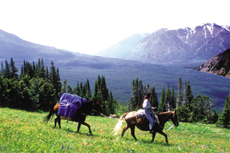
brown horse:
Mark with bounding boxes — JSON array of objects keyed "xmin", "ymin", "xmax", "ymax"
[
  {"xmin": 44, "ymin": 98, "xmax": 102, "ymax": 135},
  {"xmin": 113, "ymin": 110, "xmax": 179, "ymax": 144}
]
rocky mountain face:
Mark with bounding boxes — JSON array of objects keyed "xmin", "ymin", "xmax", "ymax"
[
  {"xmin": 196, "ymin": 49, "xmax": 230, "ymax": 78},
  {"xmin": 97, "ymin": 23, "xmax": 230, "ymax": 67}
]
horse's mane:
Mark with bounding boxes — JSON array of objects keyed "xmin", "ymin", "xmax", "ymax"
[{"xmin": 158, "ymin": 111, "xmax": 174, "ymax": 115}]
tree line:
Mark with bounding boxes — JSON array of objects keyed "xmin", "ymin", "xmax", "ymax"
[
  {"xmin": 60, "ymin": 75, "xmax": 119, "ymax": 116},
  {"xmin": 1, "ymin": 58, "xmax": 229, "ymax": 128},
  {"xmin": 0, "ymin": 58, "xmax": 61, "ymax": 111},
  {"xmin": 129, "ymin": 78, "xmax": 230, "ymax": 128},
  {"xmin": 0, "ymin": 58, "xmax": 118, "ymax": 116}
]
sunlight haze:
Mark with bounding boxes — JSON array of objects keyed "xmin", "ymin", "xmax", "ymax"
[{"xmin": 0, "ymin": 0, "xmax": 229, "ymax": 55}]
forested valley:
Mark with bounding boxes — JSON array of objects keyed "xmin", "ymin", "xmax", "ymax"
[{"xmin": 0, "ymin": 58, "xmax": 229, "ymax": 128}]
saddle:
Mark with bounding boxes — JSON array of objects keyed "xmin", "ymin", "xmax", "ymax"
[{"xmin": 136, "ymin": 109, "xmax": 159, "ymax": 125}]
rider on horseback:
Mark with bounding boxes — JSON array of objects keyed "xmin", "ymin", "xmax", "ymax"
[{"xmin": 142, "ymin": 93, "xmax": 159, "ymax": 133}]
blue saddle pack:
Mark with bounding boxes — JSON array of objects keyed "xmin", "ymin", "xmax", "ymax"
[{"xmin": 57, "ymin": 93, "xmax": 88, "ymax": 119}]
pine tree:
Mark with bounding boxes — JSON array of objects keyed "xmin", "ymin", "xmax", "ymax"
[
  {"xmin": 0, "ymin": 72, "xmax": 7, "ymax": 106},
  {"xmin": 85, "ymin": 79, "xmax": 92, "ymax": 99},
  {"xmin": 130, "ymin": 78, "xmax": 144, "ymax": 110},
  {"xmin": 166, "ymin": 84, "xmax": 172, "ymax": 111},
  {"xmin": 178, "ymin": 81, "xmax": 194, "ymax": 121},
  {"xmin": 4, "ymin": 60, "xmax": 10, "ymax": 78},
  {"xmin": 93, "ymin": 81, "xmax": 98, "ymax": 98},
  {"xmin": 4, "ymin": 78, "xmax": 20, "ymax": 108},
  {"xmin": 40, "ymin": 58, "xmax": 45, "ymax": 79},
  {"xmin": 18, "ymin": 74, "xmax": 31, "ymax": 109},
  {"xmin": 130, "ymin": 79, "xmax": 138, "ymax": 110},
  {"xmin": 177, "ymin": 78, "xmax": 183, "ymax": 107},
  {"xmin": 38, "ymin": 81, "xmax": 56, "ymax": 111},
  {"xmin": 144, "ymin": 84, "xmax": 150, "ymax": 95},
  {"xmin": 158, "ymin": 87, "xmax": 166, "ymax": 113},
  {"xmin": 138, "ymin": 80, "xmax": 144, "ymax": 109},
  {"xmin": 182, "ymin": 81, "xmax": 187, "ymax": 106},
  {"xmin": 196, "ymin": 95, "xmax": 206, "ymax": 121},
  {"xmin": 20, "ymin": 66, "xmax": 23, "ymax": 78},
  {"xmin": 80, "ymin": 82, "xmax": 84, "ymax": 97},
  {"xmin": 49, "ymin": 60, "xmax": 61, "ymax": 100},
  {"xmin": 211, "ymin": 110, "xmax": 219, "ymax": 124},
  {"xmin": 171, "ymin": 85, "xmax": 176, "ymax": 109},
  {"xmin": 61, "ymin": 79, "xmax": 67, "ymax": 93},
  {"xmin": 66, "ymin": 84, "xmax": 73, "ymax": 94},
  {"xmin": 45, "ymin": 66, "xmax": 49, "ymax": 81},
  {"xmin": 150, "ymin": 84, "xmax": 158, "ymax": 108},
  {"xmin": 10, "ymin": 58, "xmax": 18, "ymax": 79},
  {"xmin": 219, "ymin": 94, "xmax": 230, "ymax": 128},
  {"xmin": 189, "ymin": 95, "xmax": 213, "ymax": 122},
  {"xmin": 101, "ymin": 76, "xmax": 108, "ymax": 101},
  {"xmin": 93, "ymin": 76, "xmax": 103, "ymax": 113},
  {"xmin": 32, "ymin": 61, "xmax": 36, "ymax": 76},
  {"xmin": 29, "ymin": 78, "xmax": 41, "ymax": 110},
  {"xmin": 203, "ymin": 96, "xmax": 213, "ymax": 123},
  {"xmin": 73, "ymin": 82, "xmax": 80, "ymax": 96},
  {"xmin": 55, "ymin": 68, "xmax": 62, "ymax": 97},
  {"xmin": 1, "ymin": 62, "xmax": 4, "ymax": 76},
  {"xmin": 186, "ymin": 81, "xmax": 193, "ymax": 111}
]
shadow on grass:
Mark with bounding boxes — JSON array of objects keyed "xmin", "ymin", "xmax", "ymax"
[
  {"xmin": 141, "ymin": 139, "xmax": 174, "ymax": 146},
  {"xmin": 59, "ymin": 127, "xmax": 110, "ymax": 138},
  {"xmin": 120, "ymin": 136, "xmax": 174, "ymax": 146}
]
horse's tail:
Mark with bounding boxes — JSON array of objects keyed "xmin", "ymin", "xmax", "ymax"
[
  {"xmin": 113, "ymin": 112, "xmax": 129, "ymax": 135},
  {"xmin": 44, "ymin": 103, "xmax": 58, "ymax": 123}
]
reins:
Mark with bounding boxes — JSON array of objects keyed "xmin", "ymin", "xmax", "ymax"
[
  {"xmin": 157, "ymin": 112, "xmax": 176, "ymax": 130},
  {"xmin": 167, "ymin": 124, "xmax": 174, "ymax": 130}
]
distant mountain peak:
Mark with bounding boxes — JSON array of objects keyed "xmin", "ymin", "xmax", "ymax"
[{"xmin": 96, "ymin": 23, "xmax": 230, "ymax": 67}]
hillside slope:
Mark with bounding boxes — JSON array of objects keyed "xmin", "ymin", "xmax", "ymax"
[
  {"xmin": 1, "ymin": 107, "xmax": 230, "ymax": 152},
  {"xmin": 196, "ymin": 49, "xmax": 230, "ymax": 78},
  {"xmin": 0, "ymin": 29, "xmax": 79, "ymax": 66}
]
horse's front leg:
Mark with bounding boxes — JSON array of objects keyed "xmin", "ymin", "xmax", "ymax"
[
  {"xmin": 151, "ymin": 131, "xmax": 156, "ymax": 143},
  {"xmin": 158, "ymin": 130, "xmax": 168, "ymax": 144},
  {"xmin": 77, "ymin": 122, "xmax": 81, "ymax": 133}
]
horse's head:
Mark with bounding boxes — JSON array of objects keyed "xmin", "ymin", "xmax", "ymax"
[
  {"xmin": 171, "ymin": 110, "xmax": 179, "ymax": 127},
  {"xmin": 92, "ymin": 98, "xmax": 103, "ymax": 113}
]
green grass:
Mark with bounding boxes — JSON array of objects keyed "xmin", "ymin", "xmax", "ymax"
[{"xmin": 1, "ymin": 107, "xmax": 229, "ymax": 152}]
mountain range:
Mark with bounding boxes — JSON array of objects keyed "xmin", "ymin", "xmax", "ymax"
[
  {"xmin": 0, "ymin": 27, "xmax": 229, "ymax": 112},
  {"xmin": 96, "ymin": 23, "xmax": 230, "ymax": 67}
]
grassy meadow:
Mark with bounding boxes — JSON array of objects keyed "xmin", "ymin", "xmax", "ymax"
[{"xmin": 0, "ymin": 107, "xmax": 229, "ymax": 153}]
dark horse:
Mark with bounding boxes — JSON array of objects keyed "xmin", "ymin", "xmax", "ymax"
[
  {"xmin": 113, "ymin": 110, "xmax": 179, "ymax": 144},
  {"xmin": 44, "ymin": 98, "xmax": 102, "ymax": 135}
]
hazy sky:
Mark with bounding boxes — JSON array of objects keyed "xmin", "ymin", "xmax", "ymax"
[{"xmin": 0, "ymin": 0, "xmax": 229, "ymax": 55}]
